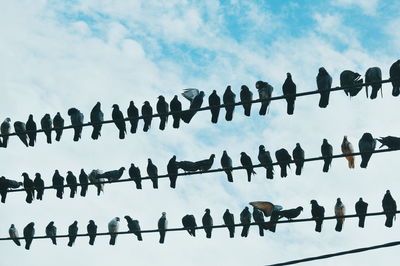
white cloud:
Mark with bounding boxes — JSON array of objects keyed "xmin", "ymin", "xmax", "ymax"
[{"xmin": 331, "ymin": 0, "xmax": 379, "ymax": 15}]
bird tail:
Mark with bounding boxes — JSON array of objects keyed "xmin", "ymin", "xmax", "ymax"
[
  {"xmin": 259, "ymin": 103, "xmax": 267, "ymax": 115},
  {"xmin": 25, "ymin": 241, "xmax": 31, "ymax": 250},
  {"xmin": 319, "ymin": 93, "xmax": 329, "ymax": 108},
  {"xmin": 335, "ymin": 220, "xmax": 343, "ymax": 232},
  {"xmin": 181, "ymin": 110, "xmax": 194, "ymax": 124},
  {"xmin": 392, "ymin": 86, "xmax": 400, "ymax": 97},
  {"xmin": 152, "ymin": 179, "xmax": 158, "ymax": 189},
  {"xmin": 241, "ymin": 225, "xmax": 249, "ymax": 237},
  {"xmin": 226, "ymin": 170, "xmax": 233, "ymax": 182},
  {"xmin": 80, "ymin": 187, "xmax": 87, "ymax": 197},
  {"xmin": 119, "ymin": 129, "xmax": 125, "ymax": 139},
  {"xmin": 159, "ymin": 119, "xmax": 166, "ymax": 131},
  {"xmin": 287, "ymin": 101, "xmax": 294, "ymax": 115},
  {"xmin": 51, "ymin": 237, "xmax": 57, "ymax": 245},
  {"xmin": 56, "ymin": 131, "xmax": 62, "ymax": 141},
  {"xmin": 29, "ymin": 137, "xmax": 35, "ymax": 147},
  {"xmin": 46, "ymin": 133, "xmax": 52, "ymax": 144},
  {"xmin": 258, "ymin": 225, "xmax": 264, "ymax": 236},
  {"xmin": 109, "ymin": 234, "xmax": 116, "ymax": 245},
  {"xmin": 281, "ymin": 166, "xmax": 287, "ymax": 177},
  {"xmin": 385, "ymin": 215, "xmax": 394, "ymax": 228},
  {"xmin": 73, "ymin": 129, "xmax": 81, "ymax": 141},
  {"xmin": 358, "ymin": 216, "xmax": 365, "ymax": 228},
  {"xmin": 360, "ymin": 155, "xmax": 371, "ymax": 168},
  {"xmin": 206, "ymin": 230, "xmax": 212, "ymax": 239},
  {"xmin": 229, "ymin": 228, "xmax": 234, "ymax": 238},
  {"xmin": 244, "ymin": 105, "xmax": 251, "ymax": 116},
  {"xmin": 137, "ymin": 233, "xmax": 143, "ymax": 241},
  {"xmin": 211, "ymin": 109, "xmax": 219, "ymax": 123},
  {"xmin": 172, "ymin": 116, "xmax": 180, "ymax": 128},
  {"xmin": 130, "ymin": 121, "xmax": 138, "ymax": 133},
  {"xmin": 26, "ymin": 193, "xmax": 33, "ymax": 204},
  {"xmin": 225, "ymin": 110, "xmax": 233, "ymax": 121},
  {"xmin": 56, "ymin": 189, "xmax": 63, "ymax": 199},
  {"xmin": 70, "ymin": 189, "xmax": 75, "ymax": 198},
  {"xmin": 143, "ymin": 122, "xmax": 150, "ymax": 132},
  {"xmin": 36, "ymin": 191, "xmax": 43, "ymax": 200},
  {"xmin": 247, "ymin": 171, "xmax": 252, "ymax": 182},
  {"xmin": 68, "ymin": 240, "xmax": 73, "ymax": 247},
  {"xmin": 267, "ymin": 167, "xmax": 274, "ymax": 179},
  {"xmin": 347, "ymin": 156, "xmax": 355, "ymax": 169},
  {"xmin": 169, "ymin": 176, "xmax": 177, "ymax": 188},
  {"xmin": 13, "ymin": 239, "xmax": 21, "ymax": 246},
  {"xmin": 323, "ymin": 161, "xmax": 330, "ymax": 173},
  {"xmin": 159, "ymin": 232, "xmax": 165, "ymax": 244},
  {"xmin": 2, "ymin": 137, "xmax": 8, "ymax": 148},
  {"xmin": 1, "ymin": 192, "xmax": 6, "ymax": 203},
  {"xmin": 89, "ymin": 236, "xmax": 95, "ymax": 245},
  {"xmin": 370, "ymin": 87, "xmax": 379, "ymax": 99},
  {"xmin": 295, "ymin": 165, "xmax": 302, "ymax": 175},
  {"xmin": 91, "ymin": 129, "xmax": 99, "ymax": 140},
  {"xmin": 315, "ymin": 220, "xmax": 322, "ymax": 232},
  {"xmin": 135, "ymin": 181, "xmax": 142, "ymax": 190}
]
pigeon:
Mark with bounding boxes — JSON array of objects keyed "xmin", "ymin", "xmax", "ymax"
[
  {"xmin": 252, "ymin": 207, "xmax": 265, "ymax": 236},
  {"xmin": 87, "ymin": 220, "xmax": 97, "ymax": 245},
  {"xmin": 167, "ymin": 156, "xmax": 178, "ymax": 188},
  {"xmin": 9, "ymin": 224, "xmax": 21, "ymax": 246},
  {"xmin": 208, "ymin": 90, "xmax": 221, "ymax": 123},
  {"xmin": 335, "ymin": 198, "xmax": 345, "ymax": 232},
  {"xmin": 275, "ymin": 148, "xmax": 292, "ymax": 177},
  {"xmin": 256, "ymin": 81, "xmax": 274, "ymax": 115},
  {"xmin": 176, "ymin": 161, "xmax": 198, "ymax": 172},
  {"xmin": 98, "ymin": 167, "xmax": 125, "ymax": 182},
  {"xmin": 202, "ymin": 208, "xmax": 213, "ymax": 238},
  {"xmin": 282, "ymin": 73, "xmax": 296, "ymax": 115},
  {"xmin": 321, "ymin": 139, "xmax": 333, "ymax": 173},
  {"xmin": 52, "ymin": 170, "xmax": 64, "ymax": 199},
  {"xmin": 182, "ymin": 214, "xmax": 197, "ymax": 237},
  {"xmin": 127, "ymin": 101, "xmax": 139, "ymax": 133},
  {"xmin": 22, "ymin": 172, "xmax": 35, "ymax": 204},
  {"xmin": 377, "ymin": 136, "xmax": 400, "ymax": 150},
  {"xmin": 66, "ymin": 171, "xmax": 77, "ymax": 198},
  {"xmin": 156, "ymin": 96, "xmax": 169, "ymax": 130},
  {"xmin": 112, "ymin": 104, "xmax": 126, "ymax": 139},
  {"xmin": 268, "ymin": 210, "xmax": 281, "ymax": 233},
  {"xmin": 390, "ymin": 59, "xmax": 400, "ymax": 96},
  {"xmin": 355, "ymin": 197, "xmax": 368, "ymax": 228},
  {"xmin": 223, "ymin": 86, "xmax": 236, "ymax": 121},
  {"xmin": 240, "ymin": 152, "xmax": 256, "ymax": 182},
  {"xmin": 108, "ymin": 217, "xmax": 120, "ymax": 245},
  {"xmin": 194, "ymin": 154, "xmax": 215, "ymax": 171},
  {"xmin": 45, "ymin": 221, "xmax": 57, "ymax": 245},
  {"xmin": 67, "ymin": 108, "xmax": 84, "ymax": 141},
  {"xmin": 141, "ymin": 101, "xmax": 153, "ymax": 132},
  {"xmin": 53, "ymin": 112, "xmax": 65, "ymax": 142},
  {"xmin": 90, "ymin": 102, "xmax": 104, "ymax": 140},
  {"xmin": 365, "ymin": 67, "xmax": 382, "ymax": 99},
  {"xmin": 358, "ymin": 133, "xmax": 376, "ymax": 168},
  {"xmin": 33, "ymin": 173, "xmax": 44, "ymax": 200},
  {"xmin": 129, "ymin": 163, "xmax": 142, "ymax": 189},
  {"xmin": 1, "ymin": 118, "xmax": 11, "ymax": 147},
  {"xmin": 311, "ymin": 200, "xmax": 325, "ymax": 232},
  {"xmin": 23, "ymin": 222, "xmax": 35, "ymax": 250},
  {"xmin": 67, "ymin": 221, "xmax": 78, "ymax": 247},
  {"xmin": 341, "ymin": 136, "xmax": 355, "ymax": 168},
  {"xmin": 26, "ymin": 114, "xmax": 37, "ymax": 147},
  {"xmin": 316, "ymin": 67, "xmax": 332, "ymax": 108},
  {"xmin": 278, "ymin": 207, "xmax": 303, "ymax": 220},
  {"xmin": 158, "ymin": 212, "xmax": 167, "ymax": 244},
  {"xmin": 240, "ymin": 207, "xmax": 251, "ymax": 237},
  {"xmin": 182, "ymin": 88, "xmax": 200, "ymax": 102},
  {"xmin": 249, "ymin": 201, "xmax": 283, "ymax": 218},
  {"xmin": 0, "ymin": 177, "xmax": 22, "ymax": 203},
  {"xmin": 181, "ymin": 89, "xmax": 205, "ymax": 123},
  {"xmin": 79, "ymin": 169, "xmax": 89, "ymax": 197},
  {"xmin": 14, "ymin": 121, "xmax": 29, "ymax": 147},
  {"xmin": 40, "ymin": 113, "xmax": 52, "ymax": 144},
  {"xmin": 382, "ymin": 190, "xmax": 397, "ymax": 228},
  {"xmin": 88, "ymin": 170, "xmax": 105, "ymax": 196},
  {"xmin": 223, "ymin": 209, "xmax": 235, "ymax": 238},
  {"xmin": 147, "ymin": 159, "xmax": 158, "ymax": 189},
  {"xmin": 240, "ymin": 85, "xmax": 253, "ymax": 116},
  {"xmin": 221, "ymin": 150, "xmax": 233, "ymax": 182},
  {"xmin": 292, "ymin": 143, "xmax": 305, "ymax": 175},
  {"xmin": 125, "ymin": 216, "xmax": 142, "ymax": 241},
  {"xmin": 170, "ymin": 96, "xmax": 182, "ymax": 129},
  {"xmin": 341, "ymin": 70, "xmax": 363, "ymax": 97},
  {"xmin": 258, "ymin": 145, "xmax": 274, "ymax": 179}
]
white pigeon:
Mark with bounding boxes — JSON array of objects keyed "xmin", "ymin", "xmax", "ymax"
[{"xmin": 108, "ymin": 217, "xmax": 120, "ymax": 245}]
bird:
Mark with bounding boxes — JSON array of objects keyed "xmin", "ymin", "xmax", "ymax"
[
  {"xmin": 167, "ymin": 156, "xmax": 178, "ymax": 188},
  {"xmin": 87, "ymin": 220, "xmax": 97, "ymax": 245},
  {"xmin": 176, "ymin": 160, "xmax": 198, "ymax": 172},
  {"xmin": 341, "ymin": 136, "xmax": 355, "ymax": 169},
  {"xmin": 194, "ymin": 154, "xmax": 215, "ymax": 171},
  {"xmin": 382, "ymin": 190, "xmax": 397, "ymax": 228},
  {"xmin": 141, "ymin": 101, "xmax": 153, "ymax": 132},
  {"xmin": 202, "ymin": 208, "xmax": 213, "ymax": 238},
  {"xmin": 53, "ymin": 112, "xmax": 65, "ymax": 142},
  {"xmin": 67, "ymin": 108, "xmax": 84, "ymax": 141},
  {"xmin": 341, "ymin": 70, "xmax": 363, "ymax": 97},
  {"xmin": 158, "ymin": 212, "xmax": 167, "ymax": 244},
  {"xmin": 282, "ymin": 73, "xmax": 296, "ymax": 115},
  {"xmin": 240, "ymin": 85, "xmax": 253, "ymax": 116},
  {"xmin": 355, "ymin": 198, "xmax": 368, "ymax": 228},
  {"xmin": 223, "ymin": 86, "xmax": 236, "ymax": 121},
  {"xmin": 9, "ymin": 224, "xmax": 21, "ymax": 246},
  {"xmin": 40, "ymin": 113, "xmax": 52, "ymax": 144},
  {"xmin": 129, "ymin": 163, "xmax": 142, "ymax": 189},
  {"xmin": 240, "ymin": 207, "xmax": 251, "ymax": 237},
  {"xmin": 45, "ymin": 221, "xmax": 57, "ymax": 245},
  {"xmin": 68, "ymin": 221, "xmax": 78, "ymax": 247},
  {"xmin": 1, "ymin": 118, "xmax": 11, "ymax": 147},
  {"xmin": 52, "ymin": 170, "xmax": 64, "ymax": 199},
  {"xmin": 311, "ymin": 200, "xmax": 325, "ymax": 232},
  {"xmin": 112, "ymin": 104, "xmax": 126, "ymax": 139},
  {"xmin": 98, "ymin": 167, "xmax": 125, "ymax": 182},
  {"xmin": 127, "ymin": 101, "xmax": 139, "ymax": 133},
  {"xmin": 249, "ymin": 201, "xmax": 283, "ymax": 217},
  {"xmin": 358, "ymin": 133, "xmax": 376, "ymax": 168},
  {"xmin": 23, "ymin": 222, "xmax": 35, "ymax": 250},
  {"xmin": 90, "ymin": 102, "xmax": 104, "ymax": 140},
  {"xmin": 156, "ymin": 95, "xmax": 169, "ymax": 130},
  {"xmin": 258, "ymin": 145, "xmax": 274, "ymax": 179},
  {"xmin": 316, "ymin": 67, "xmax": 332, "ymax": 108},
  {"xmin": 377, "ymin": 136, "xmax": 400, "ymax": 149},
  {"xmin": 170, "ymin": 96, "xmax": 182, "ymax": 129},
  {"xmin": 223, "ymin": 209, "xmax": 235, "ymax": 238},
  {"xmin": 125, "ymin": 215, "xmax": 142, "ymax": 241},
  {"xmin": 79, "ymin": 169, "xmax": 89, "ymax": 197},
  {"xmin": 0, "ymin": 176, "xmax": 22, "ymax": 203},
  {"xmin": 256, "ymin": 80, "xmax": 273, "ymax": 115},
  {"xmin": 292, "ymin": 143, "xmax": 305, "ymax": 175},
  {"xmin": 275, "ymin": 148, "xmax": 292, "ymax": 177},
  {"xmin": 33, "ymin": 173, "xmax": 44, "ymax": 200},
  {"xmin": 240, "ymin": 152, "xmax": 256, "ymax": 182},
  {"xmin": 365, "ymin": 67, "xmax": 382, "ymax": 99},
  {"xmin": 66, "ymin": 171, "xmax": 78, "ymax": 198},
  {"xmin": 321, "ymin": 139, "xmax": 333, "ymax": 173},
  {"xmin": 147, "ymin": 159, "xmax": 158, "ymax": 189},
  {"xmin": 208, "ymin": 90, "xmax": 221, "ymax": 123},
  {"xmin": 221, "ymin": 150, "xmax": 233, "ymax": 182},
  {"xmin": 108, "ymin": 217, "xmax": 120, "ymax": 245},
  {"xmin": 278, "ymin": 207, "xmax": 303, "ymax": 220},
  {"xmin": 268, "ymin": 210, "xmax": 281, "ymax": 233},
  {"xmin": 88, "ymin": 170, "xmax": 105, "ymax": 196},
  {"xmin": 252, "ymin": 206, "xmax": 265, "ymax": 236},
  {"xmin": 14, "ymin": 121, "xmax": 29, "ymax": 147},
  {"xmin": 182, "ymin": 214, "xmax": 197, "ymax": 237},
  {"xmin": 22, "ymin": 172, "xmax": 35, "ymax": 204},
  {"xmin": 390, "ymin": 59, "xmax": 400, "ymax": 96},
  {"xmin": 26, "ymin": 114, "xmax": 37, "ymax": 147},
  {"xmin": 335, "ymin": 198, "xmax": 345, "ymax": 232},
  {"xmin": 181, "ymin": 89, "xmax": 205, "ymax": 123}
]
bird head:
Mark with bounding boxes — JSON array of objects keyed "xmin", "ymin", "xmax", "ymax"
[
  {"xmin": 337, "ymin": 198, "xmax": 341, "ymax": 203},
  {"xmin": 210, "ymin": 154, "xmax": 215, "ymax": 159},
  {"xmin": 297, "ymin": 206, "xmax": 304, "ymax": 211},
  {"xmin": 22, "ymin": 172, "xmax": 28, "ymax": 178},
  {"xmin": 158, "ymin": 95, "xmax": 165, "ymax": 101},
  {"xmin": 162, "ymin": 212, "xmax": 166, "ymax": 217},
  {"xmin": 49, "ymin": 221, "xmax": 54, "ymax": 225},
  {"xmin": 35, "ymin": 173, "xmax": 41, "ymax": 178},
  {"xmin": 96, "ymin": 102, "xmax": 101, "ymax": 107},
  {"xmin": 259, "ymin": 145, "xmax": 265, "ymax": 151},
  {"xmin": 310, "ymin": 200, "xmax": 317, "ymax": 205},
  {"xmin": 205, "ymin": 208, "xmax": 210, "ymax": 213},
  {"xmin": 287, "ymin": 73, "xmax": 291, "ymax": 78},
  {"xmin": 28, "ymin": 114, "xmax": 33, "ymax": 119},
  {"xmin": 359, "ymin": 197, "xmax": 363, "ymax": 201},
  {"xmin": 73, "ymin": 221, "xmax": 78, "ymax": 225},
  {"xmin": 67, "ymin": 171, "xmax": 72, "ymax": 175},
  {"xmin": 112, "ymin": 104, "xmax": 119, "ymax": 109},
  {"xmin": 89, "ymin": 220, "xmax": 94, "ymax": 224},
  {"xmin": 115, "ymin": 217, "xmax": 120, "ymax": 222},
  {"xmin": 124, "ymin": 215, "xmax": 131, "ymax": 221},
  {"xmin": 55, "ymin": 170, "xmax": 59, "ymax": 174},
  {"xmin": 5, "ymin": 117, "xmax": 11, "ymax": 123},
  {"xmin": 386, "ymin": 190, "xmax": 391, "ymax": 194},
  {"xmin": 296, "ymin": 143, "xmax": 300, "ymax": 147},
  {"xmin": 10, "ymin": 224, "xmax": 15, "ymax": 228},
  {"xmin": 120, "ymin": 167, "xmax": 126, "ymax": 172},
  {"xmin": 323, "ymin": 139, "xmax": 328, "ymax": 144},
  {"xmin": 144, "ymin": 101, "xmax": 150, "ymax": 106}
]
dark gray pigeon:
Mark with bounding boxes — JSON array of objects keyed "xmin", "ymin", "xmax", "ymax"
[
  {"xmin": 377, "ymin": 136, "xmax": 400, "ymax": 150},
  {"xmin": 223, "ymin": 86, "xmax": 236, "ymax": 121},
  {"xmin": 33, "ymin": 173, "xmax": 44, "ymax": 200},
  {"xmin": 167, "ymin": 156, "xmax": 178, "ymax": 188},
  {"xmin": 282, "ymin": 73, "xmax": 296, "ymax": 115},
  {"xmin": 292, "ymin": 143, "xmax": 305, "ymax": 175},
  {"xmin": 14, "ymin": 121, "xmax": 28, "ymax": 147},
  {"xmin": 125, "ymin": 215, "xmax": 142, "ymax": 241},
  {"xmin": 67, "ymin": 108, "xmax": 84, "ymax": 141},
  {"xmin": 23, "ymin": 222, "xmax": 35, "ymax": 250},
  {"xmin": 129, "ymin": 163, "xmax": 142, "ymax": 189},
  {"xmin": 240, "ymin": 206, "xmax": 251, "ymax": 237},
  {"xmin": 365, "ymin": 67, "xmax": 382, "ymax": 99},
  {"xmin": 52, "ymin": 170, "xmax": 64, "ymax": 199},
  {"xmin": 22, "ymin": 172, "xmax": 35, "ymax": 204},
  {"xmin": 182, "ymin": 214, "xmax": 197, "ymax": 237},
  {"xmin": 26, "ymin": 114, "xmax": 37, "ymax": 147},
  {"xmin": 170, "ymin": 96, "xmax": 182, "ymax": 129},
  {"xmin": 147, "ymin": 159, "xmax": 158, "ymax": 189},
  {"xmin": 90, "ymin": 102, "xmax": 104, "ymax": 140},
  {"xmin": 9, "ymin": 224, "xmax": 21, "ymax": 246},
  {"xmin": 177, "ymin": 160, "xmax": 199, "ymax": 172},
  {"xmin": 46, "ymin": 221, "xmax": 57, "ymax": 245},
  {"xmin": 181, "ymin": 90, "xmax": 205, "ymax": 123},
  {"xmin": 390, "ymin": 59, "xmax": 400, "ymax": 96},
  {"xmin": 112, "ymin": 104, "xmax": 126, "ymax": 139},
  {"xmin": 40, "ymin": 113, "xmax": 52, "ymax": 144},
  {"xmin": 98, "ymin": 167, "xmax": 125, "ymax": 182},
  {"xmin": 340, "ymin": 70, "xmax": 363, "ymax": 97},
  {"xmin": 316, "ymin": 67, "xmax": 332, "ymax": 108},
  {"xmin": 221, "ymin": 150, "xmax": 233, "ymax": 182},
  {"xmin": 240, "ymin": 85, "xmax": 253, "ymax": 116},
  {"xmin": 275, "ymin": 148, "xmax": 292, "ymax": 177},
  {"xmin": 355, "ymin": 197, "xmax": 368, "ymax": 228},
  {"xmin": 278, "ymin": 206, "xmax": 303, "ymax": 220},
  {"xmin": 311, "ymin": 200, "xmax": 325, "ymax": 232},
  {"xmin": 156, "ymin": 95, "xmax": 169, "ymax": 130},
  {"xmin": 382, "ymin": 190, "xmax": 397, "ymax": 228},
  {"xmin": 79, "ymin": 169, "xmax": 89, "ymax": 197},
  {"xmin": 87, "ymin": 220, "xmax": 97, "ymax": 245},
  {"xmin": 358, "ymin": 133, "xmax": 376, "ymax": 168},
  {"xmin": 108, "ymin": 217, "xmax": 120, "ymax": 245},
  {"xmin": 256, "ymin": 81, "xmax": 273, "ymax": 115},
  {"xmin": 127, "ymin": 101, "xmax": 139, "ymax": 133},
  {"xmin": 0, "ymin": 176, "xmax": 22, "ymax": 203},
  {"xmin": 66, "ymin": 171, "xmax": 77, "ymax": 198},
  {"xmin": 68, "ymin": 221, "xmax": 78, "ymax": 247},
  {"xmin": 53, "ymin": 112, "xmax": 65, "ymax": 142},
  {"xmin": 240, "ymin": 152, "xmax": 256, "ymax": 182},
  {"xmin": 321, "ymin": 139, "xmax": 333, "ymax": 173},
  {"xmin": 202, "ymin": 209, "xmax": 213, "ymax": 239},
  {"xmin": 252, "ymin": 206, "xmax": 265, "ymax": 236},
  {"xmin": 194, "ymin": 154, "xmax": 215, "ymax": 171},
  {"xmin": 158, "ymin": 212, "xmax": 167, "ymax": 244},
  {"xmin": 141, "ymin": 101, "xmax": 153, "ymax": 132},
  {"xmin": 1, "ymin": 118, "xmax": 11, "ymax": 148},
  {"xmin": 208, "ymin": 90, "xmax": 221, "ymax": 123},
  {"xmin": 223, "ymin": 209, "xmax": 235, "ymax": 238},
  {"xmin": 258, "ymin": 145, "xmax": 274, "ymax": 179}
]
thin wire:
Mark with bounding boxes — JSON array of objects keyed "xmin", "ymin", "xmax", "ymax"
[{"xmin": 0, "ymin": 78, "xmax": 395, "ymax": 138}]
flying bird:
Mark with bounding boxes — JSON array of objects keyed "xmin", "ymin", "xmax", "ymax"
[
  {"xmin": 208, "ymin": 90, "xmax": 221, "ymax": 123},
  {"xmin": 377, "ymin": 136, "xmax": 400, "ymax": 149},
  {"xmin": 182, "ymin": 214, "xmax": 197, "ymax": 237},
  {"xmin": 249, "ymin": 201, "xmax": 283, "ymax": 217},
  {"xmin": 33, "ymin": 173, "xmax": 44, "ymax": 200},
  {"xmin": 158, "ymin": 212, "xmax": 167, "ymax": 244},
  {"xmin": 316, "ymin": 67, "xmax": 332, "ymax": 108},
  {"xmin": 282, "ymin": 73, "xmax": 296, "ymax": 115},
  {"xmin": 79, "ymin": 169, "xmax": 89, "ymax": 197},
  {"xmin": 141, "ymin": 101, "xmax": 153, "ymax": 132},
  {"xmin": 129, "ymin": 163, "xmax": 142, "ymax": 189},
  {"xmin": 382, "ymin": 190, "xmax": 397, "ymax": 228},
  {"xmin": 240, "ymin": 85, "xmax": 253, "ymax": 116},
  {"xmin": 46, "ymin": 221, "xmax": 57, "ymax": 245},
  {"xmin": 355, "ymin": 197, "xmax": 368, "ymax": 228},
  {"xmin": 170, "ymin": 96, "xmax": 182, "ymax": 129},
  {"xmin": 53, "ymin": 112, "xmax": 65, "ymax": 142},
  {"xmin": 40, "ymin": 113, "xmax": 52, "ymax": 144},
  {"xmin": 202, "ymin": 208, "xmax": 213, "ymax": 239},
  {"xmin": 278, "ymin": 207, "xmax": 303, "ymax": 220},
  {"xmin": 321, "ymin": 139, "xmax": 333, "ymax": 173},
  {"xmin": 256, "ymin": 81, "xmax": 273, "ymax": 115},
  {"xmin": 340, "ymin": 70, "xmax": 363, "ymax": 97},
  {"xmin": 9, "ymin": 224, "xmax": 21, "ymax": 246},
  {"xmin": 156, "ymin": 96, "xmax": 169, "ymax": 130},
  {"xmin": 240, "ymin": 152, "xmax": 256, "ymax": 182},
  {"xmin": 22, "ymin": 172, "xmax": 35, "ymax": 204},
  {"xmin": 358, "ymin": 133, "xmax": 376, "ymax": 168},
  {"xmin": 127, "ymin": 101, "xmax": 139, "ymax": 133},
  {"xmin": 390, "ymin": 59, "xmax": 400, "ymax": 96},
  {"xmin": 275, "ymin": 148, "xmax": 292, "ymax": 177},
  {"xmin": 147, "ymin": 159, "xmax": 159, "ymax": 189},
  {"xmin": 125, "ymin": 215, "xmax": 143, "ymax": 241},
  {"xmin": 311, "ymin": 200, "xmax": 325, "ymax": 232},
  {"xmin": 334, "ymin": 198, "xmax": 345, "ymax": 232},
  {"xmin": 365, "ymin": 67, "xmax": 382, "ymax": 99},
  {"xmin": 181, "ymin": 90, "xmax": 205, "ymax": 123},
  {"xmin": 67, "ymin": 221, "xmax": 78, "ymax": 247},
  {"xmin": 221, "ymin": 150, "xmax": 233, "ymax": 182},
  {"xmin": 66, "ymin": 171, "xmax": 78, "ymax": 198},
  {"xmin": 14, "ymin": 121, "xmax": 29, "ymax": 147},
  {"xmin": 167, "ymin": 156, "xmax": 178, "ymax": 188},
  {"xmin": 90, "ymin": 102, "xmax": 104, "ymax": 140},
  {"xmin": 194, "ymin": 154, "xmax": 215, "ymax": 171},
  {"xmin": 258, "ymin": 145, "xmax": 274, "ymax": 179},
  {"xmin": 23, "ymin": 222, "xmax": 35, "ymax": 250},
  {"xmin": 108, "ymin": 217, "xmax": 120, "ymax": 245},
  {"xmin": 240, "ymin": 207, "xmax": 251, "ymax": 237},
  {"xmin": 252, "ymin": 206, "xmax": 265, "ymax": 236},
  {"xmin": 223, "ymin": 86, "xmax": 236, "ymax": 121},
  {"xmin": 67, "ymin": 108, "xmax": 84, "ymax": 141},
  {"xmin": 292, "ymin": 143, "xmax": 305, "ymax": 175},
  {"xmin": 52, "ymin": 170, "xmax": 64, "ymax": 199},
  {"xmin": 1, "ymin": 118, "xmax": 11, "ymax": 147},
  {"xmin": 87, "ymin": 220, "xmax": 97, "ymax": 245},
  {"xmin": 112, "ymin": 104, "xmax": 126, "ymax": 139},
  {"xmin": 26, "ymin": 114, "xmax": 37, "ymax": 147},
  {"xmin": 223, "ymin": 209, "xmax": 235, "ymax": 238},
  {"xmin": 341, "ymin": 136, "xmax": 355, "ymax": 169}
]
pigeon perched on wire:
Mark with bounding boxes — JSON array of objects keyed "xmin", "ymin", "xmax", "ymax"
[
  {"xmin": 90, "ymin": 102, "xmax": 104, "ymax": 140},
  {"xmin": 170, "ymin": 96, "xmax": 182, "ymax": 129},
  {"xmin": 147, "ymin": 159, "xmax": 159, "ymax": 189},
  {"xmin": 358, "ymin": 133, "xmax": 376, "ymax": 168},
  {"xmin": 87, "ymin": 220, "xmax": 97, "ymax": 245},
  {"xmin": 0, "ymin": 176, "xmax": 22, "ymax": 203},
  {"xmin": 129, "ymin": 163, "xmax": 142, "ymax": 189},
  {"xmin": 341, "ymin": 136, "xmax": 355, "ymax": 169},
  {"xmin": 182, "ymin": 214, "xmax": 197, "ymax": 237},
  {"xmin": 66, "ymin": 171, "xmax": 78, "ymax": 198},
  {"xmin": 275, "ymin": 148, "xmax": 292, "ymax": 177},
  {"xmin": 258, "ymin": 145, "xmax": 274, "ymax": 179},
  {"xmin": 382, "ymin": 190, "xmax": 397, "ymax": 228},
  {"xmin": 127, "ymin": 101, "xmax": 139, "ymax": 133},
  {"xmin": 67, "ymin": 108, "xmax": 84, "ymax": 141},
  {"xmin": 52, "ymin": 170, "xmax": 64, "ymax": 199},
  {"xmin": 202, "ymin": 208, "xmax": 213, "ymax": 239},
  {"xmin": 355, "ymin": 197, "xmax": 368, "ymax": 228},
  {"xmin": 221, "ymin": 151, "xmax": 233, "ymax": 182},
  {"xmin": 141, "ymin": 101, "xmax": 153, "ymax": 132},
  {"xmin": 181, "ymin": 89, "xmax": 205, "ymax": 123},
  {"xmin": 67, "ymin": 221, "xmax": 78, "ymax": 247},
  {"xmin": 14, "ymin": 121, "xmax": 29, "ymax": 147},
  {"xmin": 177, "ymin": 160, "xmax": 198, "ymax": 173},
  {"xmin": 46, "ymin": 221, "xmax": 57, "ymax": 245},
  {"xmin": 240, "ymin": 152, "xmax": 256, "ymax": 182},
  {"xmin": 1, "ymin": 118, "xmax": 11, "ymax": 147},
  {"xmin": 292, "ymin": 143, "xmax": 305, "ymax": 175},
  {"xmin": 167, "ymin": 156, "xmax": 178, "ymax": 188},
  {"xmin": 125, "ymin": 215, "xmax": 142, "ymax": 241},
  {"xmin": 278, "ymin": 207, "xmax": 303, "ymax": 220},
  {"xmin": 334, "ymin": 198, "xmax": 345, "ymax": 232},
  {"xmin": 33, "ymin": 173, "xmax": 44, "ymax": 200},
  {"xmin": 9, "ymin": 224, "xmax": 21, "ymax": 246},
  {"xmin": 256, "ymin": 81, "xmax": 273, "ymax": 115},
  {"xmin": 23, "ymin": 222, "xmax": 35, "ymax": 250},
  {"xmin": 365, "ymin": 67, "xmax": 382, "ymax": 99},
  {"xmin": 88, "ymin": 169, "xmax": 105, "ymax": 196},
  {"xmin": 194, "ymin": 154, "xmax": 215, "ymax": 171},
  {"xmin": 98, "ymin": 167, "xmax": 125, "ymax": 182},
  {"xmin": 22, "ymin": 172, "xmax": 35, "ymax": 204},
  {"xmin": 316, "ymin": 67, "xmax": 332, "ymax": 108},
  {"xmin": 112, "ymin": 104, "xmax": 126, "ymax": 139},
  {"xmin": 108, "ymin": 217, "xmax": 120, "ymax": 245},
  {"xmin": 377, "ymin": 136, "xmax": 400, "ymax": 149},
  {"xmin": 390, "ymin": 59, "xmax": 400, "ymax": 96},
  {"xmin": 223, "ymin": 86, "xmax": 236, "ymax": 121},
  {"xmin": 282, "ymin": 73, "xmax": 296, "ymax": 115},
  {"xmin": 311, "ymin": 200, "xmax": 325, "ymax": 232},
  {"xmin": 79, "ymin": 169, "xmax": 89, "ymax": 197},
  {"xmin": 208, "ymin": 90, "xmax": 221, "ymax": 123},
  {"xmin": 240, "ymin": 85, "xmax": 253, "ymax": 116},
  {"xmin": 53, "ymin": 112, "xmax": 65, "ymax": 142},
  {"xmin": 321, "ymin": 139, "xmax": 333, "ymax": 173},
  {"xmin": 223, "ymin": 209, "xmax": 235, "ymax": 238},
  {"xmin": 156, "ymin": 96, "xmax": 169, "ymax": 130},
  {"xmin": 40, "ymin": 113, "xmax": 52, "ymax": 144},
  {"xmin": 158, "ymin": 212, "xmax": 167, "ymax": 244},
  {"xmin": 341, "ymin": 70, "xmax": 363, "ymax": 97},
  {"xmin": 26, "ymin": 114, "xmax": 37, "ymax": 147},
  {"xmin": 240, "ymin": 206, "xmax": 251, "ymax": 237},
  {"xmin": 252, "ymin": 206, "xmax": 265, "ymax": 236}
]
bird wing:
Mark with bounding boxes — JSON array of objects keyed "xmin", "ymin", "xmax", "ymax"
[
  {"xmin": 182, "ymin": 88, "xmax": 200, "ymax": 102},
  {"xmin": 249, "ymin": 201, "xmax": 276, "ymax": 217}
]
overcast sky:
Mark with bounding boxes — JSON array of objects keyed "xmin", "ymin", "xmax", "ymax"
[{"xmin": 1, "ymin": 0, "xmax": 400, "ymax": 265}]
